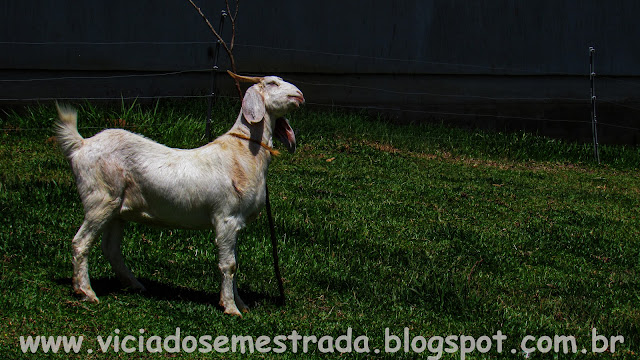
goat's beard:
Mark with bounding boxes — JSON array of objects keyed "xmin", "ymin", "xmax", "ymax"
[{"xmin": 274, "ymin": 117, "xmax": 296, "ymax": 153}]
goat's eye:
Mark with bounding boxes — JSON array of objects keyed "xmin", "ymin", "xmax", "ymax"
[{"xmin": 267, "ymin": 81, "xmax": 279, "ymax": 87}]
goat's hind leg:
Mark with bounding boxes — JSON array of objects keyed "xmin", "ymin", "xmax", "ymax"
[
  {"xmin": 101, "ymin": 219, "xmax": 146, "ymax": 292},
  {"xmin": 72, "ymin": 194, "xmax": 120, "ymax": 303},
  {"xmin": 72, "ymin": 218, "xmax": 109, "ymax": 303}
]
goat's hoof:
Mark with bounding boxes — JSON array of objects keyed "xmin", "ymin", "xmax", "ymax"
[
  {"xmin": 84, "ymin": 294, "xmax": 99, "ymax": 303},
  {"xmin": 223, "ymin": 308, "xmax": 243, "ymax": 317},
  {"xmin": 76, "ymin": 291, "xmax": 99, "ymax": 304}
]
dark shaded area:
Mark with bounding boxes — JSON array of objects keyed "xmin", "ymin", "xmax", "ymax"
[{"xmin": 53, "ymin": 277, "xmax": 284, "ymax": 310}]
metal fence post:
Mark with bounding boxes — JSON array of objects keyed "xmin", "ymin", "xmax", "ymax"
[
  {"xmin": 205, "ymin": 10, "xmax": 227, "ymax": 142},
  {"xmin": 589, "ymin": 47, "xmax": 600, "ymax": 164}
]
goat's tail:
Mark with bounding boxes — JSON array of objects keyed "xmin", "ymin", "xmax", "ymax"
[{"xmin": 55, "ymin": 103, "xmax": 84, "ymax": 158}]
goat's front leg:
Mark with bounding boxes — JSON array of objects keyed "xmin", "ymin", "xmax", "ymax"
[
  {"xmin": 216, "ymin": 219, "xmax": 247, "ymax": 316},
  {"xmin": 233, "ymin": 246, "xmax": 249, "ymax": 313}
]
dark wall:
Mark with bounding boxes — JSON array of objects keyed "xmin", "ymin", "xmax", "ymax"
[
  {"xmin": 2, "ymin": 1, "xmax": 638, "ymax": 75},
  {"xmin": 1, "ymin": 1, "xmax": 639, "ymax": 143}
]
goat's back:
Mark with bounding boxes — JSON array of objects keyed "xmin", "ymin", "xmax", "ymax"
[{"xmin": 69, "ymin": 128, "xmax": 248, "ymax": 228}]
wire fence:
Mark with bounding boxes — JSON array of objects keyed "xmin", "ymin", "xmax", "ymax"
[
  {"xmin": 0, "ymin": 41, "xmax": 604, "ymax": 76},
  {"xmin": 1, "ymin": 41, "xmax": 640, "ymax": 135}
]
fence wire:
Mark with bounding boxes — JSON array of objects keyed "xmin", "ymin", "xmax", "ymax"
[
  {"xmin": 1, "ymin": 41, "xmax": 640, "ymax": 133},
  {"xmin": 0, "ymin": 41, "xmax": 580, "ymax": 75}
]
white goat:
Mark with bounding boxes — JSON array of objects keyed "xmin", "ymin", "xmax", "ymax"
[{"xmin": 55, "ymin": 72, "xmax": 304, "ymax": 316}]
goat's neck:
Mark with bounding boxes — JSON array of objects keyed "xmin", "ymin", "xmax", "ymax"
[{"xmin": 227, "ymin": 112, "xmax": 275, "ymax": 153}]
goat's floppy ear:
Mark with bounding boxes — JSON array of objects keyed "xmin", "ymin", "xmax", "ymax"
[{"xmin": 242, "ymin": 86, "xmax": 266, "ymax": 124}]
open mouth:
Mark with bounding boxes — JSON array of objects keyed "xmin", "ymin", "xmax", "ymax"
[{"xmin": 274, "ymin": 117, "xmax": 296, "ymax": 153}]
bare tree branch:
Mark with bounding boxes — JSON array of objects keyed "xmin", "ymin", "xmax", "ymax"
[
  {"xmin": 225, "ymin": 0, "xmax": 239, "ymax": 51},
  {"xmin": 188, "ymin": 0, "xmax": 242, "ymax": 98},
  {"xmin": 187, "ymin": 0, "xmax": 231, "ymax": 59}
]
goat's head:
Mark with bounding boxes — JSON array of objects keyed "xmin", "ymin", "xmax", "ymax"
[{"xmin": 229, "ymin": 71, "xmax": 304, "ymax": 153}]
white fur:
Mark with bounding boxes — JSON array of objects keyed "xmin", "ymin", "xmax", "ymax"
[{"xmin": 56, "ymin": 76, "xmax": 304, "ymax": 316}]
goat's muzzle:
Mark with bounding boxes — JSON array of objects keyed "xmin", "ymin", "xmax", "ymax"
[{"xmin": 289, "ymin": 92, "xmax": 305, "ymax": 107}]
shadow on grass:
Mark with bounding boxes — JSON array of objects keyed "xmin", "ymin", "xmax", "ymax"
[{"xmin": 54, "ymin": 277, "xmax": 283, "ymax": 310}]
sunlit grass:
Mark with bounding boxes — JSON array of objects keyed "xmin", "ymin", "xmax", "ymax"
[{"xmin": 1, "ymin": 101, "xmax": 639, "ymax": 358}]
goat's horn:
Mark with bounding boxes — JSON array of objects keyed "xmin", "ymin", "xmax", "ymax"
[{"xmin": 227, "ymin": 71, "xmax": 263, "ymax": 84}]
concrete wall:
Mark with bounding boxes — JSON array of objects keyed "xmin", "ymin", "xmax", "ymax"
[{"xmin": 1, "ymin": 1, "xmax": 639, "ymax": 142}]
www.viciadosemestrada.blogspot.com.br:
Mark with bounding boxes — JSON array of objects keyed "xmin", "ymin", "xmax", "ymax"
[{"xmin": 19, "ymin": 327, "xmax": 624, "ymax": 358}]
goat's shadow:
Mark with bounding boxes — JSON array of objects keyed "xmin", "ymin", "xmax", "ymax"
[{"xmin": 53, "ymin": 277, "xmax": 283, "ymax": 309}]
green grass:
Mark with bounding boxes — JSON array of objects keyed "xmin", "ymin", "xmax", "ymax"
[{"xmin": 1, "ymin": 100, "xmax": 639, "ymax": 359}]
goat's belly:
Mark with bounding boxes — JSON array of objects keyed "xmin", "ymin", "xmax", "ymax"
[
  {"xmin": 118, "ymin": 195, "xmax": 215, "ymax": 230},
  {"xmin": 118, "ymin": 208, "xmax": 212, "ymax": 229},
  {"xmin": 118, "ymin": 209, "xmax": 213, "ymax": 229}
]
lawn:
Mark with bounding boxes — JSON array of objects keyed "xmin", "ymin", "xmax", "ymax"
[{"xmin": 1, "ymin": 100, "xmax": 639, "ymax": 359}]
